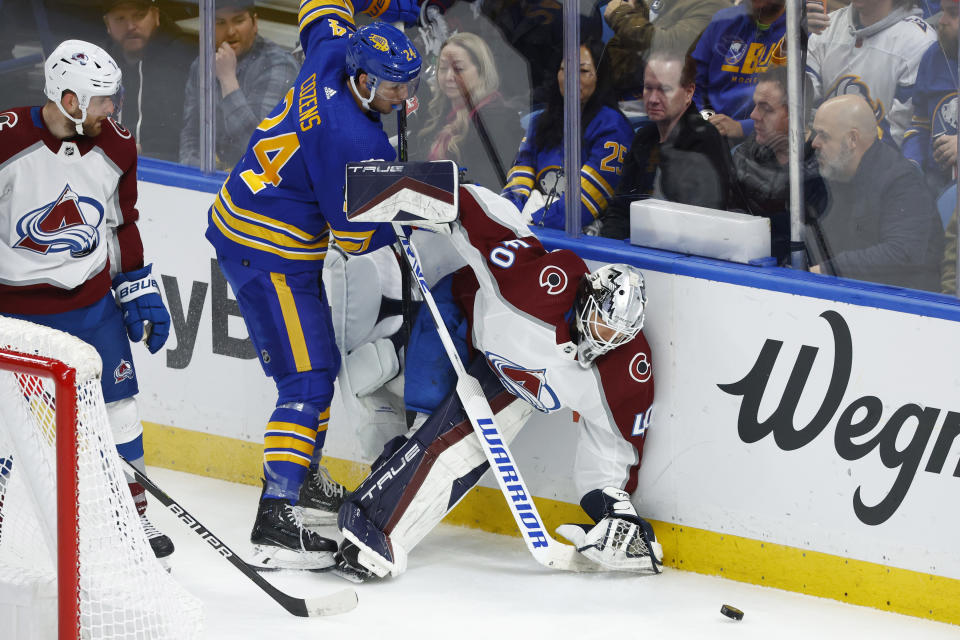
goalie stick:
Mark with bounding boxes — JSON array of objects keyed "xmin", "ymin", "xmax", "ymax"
[
  {"xmin": 119, "ymin": 458, "xmax": 358, "ymax": 617},
  {"xmin": 391, "ymin": 223, "xmax": 601, "ymax": 573}
]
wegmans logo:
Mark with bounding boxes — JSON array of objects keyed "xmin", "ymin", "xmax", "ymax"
[{"xmin": 718, "ymin": 310, "xmax": 958, "ymax": 526}]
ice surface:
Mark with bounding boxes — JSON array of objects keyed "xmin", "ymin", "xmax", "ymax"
[{"xmin": 146, "ymin": 467, "xmax": 959, "ymax": 639}]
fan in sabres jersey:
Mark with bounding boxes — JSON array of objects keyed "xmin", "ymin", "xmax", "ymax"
[
  {"xmin": 204, "ymin": 1, "xmax": 422, "ymax": 569},
  {"xmin": 501, "ymin": 37, "xmax": 633, "ymax": 230},
  {"xmin": 0, "ymin": 40, "xmax": 175, "ymax": 562},
  {"xmin": 902, "ymin": 0, "xmax": 959, "ymax": 195},
  {"xmin": 335, "ymin": 184, "xmax": 659, "ymax": 581}
]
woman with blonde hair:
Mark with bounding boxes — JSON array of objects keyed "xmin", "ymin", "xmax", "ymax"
[{"xmin": 409, "ymin": 32, "xmax": 523, "ymax": 190}]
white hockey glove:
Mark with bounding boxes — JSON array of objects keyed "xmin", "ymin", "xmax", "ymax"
[
  {"xmin": 556, "ymin": 487, "xmax": 662, "ymax": 574},
  {"xmin": 520, "ymin": 189, "xmax": 545, "ymax": 226}
]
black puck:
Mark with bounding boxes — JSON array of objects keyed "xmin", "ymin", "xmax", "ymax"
[{"xmin": 720, "ymin": 604, "xmax": 744, "ymax": 621}]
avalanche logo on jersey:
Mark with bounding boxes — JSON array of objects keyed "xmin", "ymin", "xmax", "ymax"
[
  {"xmin": 0, "ymin": 111, "xmax": 17, "ymax": 131},
  {"xmin": 932, "ymin": 93, "xmax": 958, "ymax": 139},
  {"xmin": 14, "ymin": 185, "xmax": 103, "ymax": 257},
  {"xmin": 114, "ymin": 359, "xmax": 134, "ymax": 383},
  {"xmin": 485, "ymin": 351, "xmax": 561, "ymax": 413},
  {"xmin": 629, "ymin": 352, "xmax": 652, "ymax": 383},
  {"xmin": 538, "ymin": 265, "xmax": 568, "ymax": 295}
]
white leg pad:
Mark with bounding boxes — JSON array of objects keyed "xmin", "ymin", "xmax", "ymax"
[
  {"xmin": 105, "ymin": 397, "xmax": 142, "ymax": 446},
  {"xmin": 344, "ymin": 339, "xmax": 400, "ymax": 398}
]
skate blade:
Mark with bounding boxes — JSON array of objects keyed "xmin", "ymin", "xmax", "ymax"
[
  {"xmin": 249, "ymin": 545, "xmax": 335, "ymax": 571},
  {"xmin": 299, "ymin": 507, "xmax": 339, "ymax": 526}
]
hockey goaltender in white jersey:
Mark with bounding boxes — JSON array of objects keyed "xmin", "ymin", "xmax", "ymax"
[{"xmin": 335, "ymin": 182, "xmax": 662, "ymax": 581}]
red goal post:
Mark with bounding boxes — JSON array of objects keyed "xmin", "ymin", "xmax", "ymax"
[{"xmin": 0, "ymin": 316, "xmax": 201, "ymax": 640}]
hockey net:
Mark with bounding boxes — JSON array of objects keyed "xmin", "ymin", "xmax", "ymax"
[{"xmin": 0, "ymin": 316, "xmax": 202, "ymax": 639}]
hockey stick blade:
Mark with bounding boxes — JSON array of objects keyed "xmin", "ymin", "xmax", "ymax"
[
  {"xmin": 393, "ymin": 226, "xmax": 603, "ymax": 573},
  {"xmin": 119, "ymin": 458, "xmax": 358, "ymax": 617}
]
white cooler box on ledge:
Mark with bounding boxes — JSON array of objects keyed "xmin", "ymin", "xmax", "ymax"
[{"xmin": 629, "ymin": 198, "xmax": 772, "ymax": 265}]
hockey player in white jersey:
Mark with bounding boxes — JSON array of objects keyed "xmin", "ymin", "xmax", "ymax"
[
  {"xmin": 0, "ymin": 40, "xmax": 174, "ymax": 560},
  {"xmin": 806, "ymin": 0, "xmax": 936, "ymax": 148},
  {"xmin": 335, "ymin": 182, "xmax": 660, "ymax": 580}
]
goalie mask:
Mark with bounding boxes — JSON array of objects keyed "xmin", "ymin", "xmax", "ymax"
[
  {"xmin": 346, "ymin": 22, "xmax": 422, "ymax": 111},
  {"xmin": 44, "ymin": 39, "xmax": 123, "ymax": 136},
  {"xmin": 573, "ymin": 264, "xmax": 647, "ymax": 368}
]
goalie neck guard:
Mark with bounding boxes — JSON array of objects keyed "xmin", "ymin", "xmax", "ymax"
[
  {"xmin": 573, "ymin": 264, "xmax": 647, "ymax": 368},
  {"xmin": 44, "ymin": 39, "xmax": 123, "ymax": 136},
  {"xmin": 346, "ymin": 22, "xmax": 422, "ymax": 111}
]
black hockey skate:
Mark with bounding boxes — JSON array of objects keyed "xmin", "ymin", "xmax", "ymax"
[
  {"xmin": 249, "ymin": 497, "xmax": 337, "ymax": 570},
  {"xmin": 297, "ymin": 465, "xmax": 348, "ymax": 525},
  {"xmin": 140, "ymin": 514, "xmax": 175, "ymax": 561},
  {"xmin": 332, "ymin": 541, "xmax": 379, "ymax": 584}
]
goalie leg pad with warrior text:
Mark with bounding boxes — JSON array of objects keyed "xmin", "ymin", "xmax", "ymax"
[{"xmin": 338, "ymin": 358, "xmax": 534, "ymax": 577}]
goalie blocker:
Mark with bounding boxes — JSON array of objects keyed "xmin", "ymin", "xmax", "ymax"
[{"xmin": 345, "ymin": 160, "xmax": 458, "ymax": 229}]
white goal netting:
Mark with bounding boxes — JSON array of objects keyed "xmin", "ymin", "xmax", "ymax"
[{"xmin": 0, "ymin": 316, "xmax": 202, "ymax": 639}]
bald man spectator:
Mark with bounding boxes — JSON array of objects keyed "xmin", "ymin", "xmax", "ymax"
[{"xmin": 807, "ymin": 95, "xmax": 944, "ymax": 291}]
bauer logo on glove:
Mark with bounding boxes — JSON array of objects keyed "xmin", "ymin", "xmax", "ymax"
[{"xmin": 112, "ymin": 264, "xmax": 171, "ymax": 354}]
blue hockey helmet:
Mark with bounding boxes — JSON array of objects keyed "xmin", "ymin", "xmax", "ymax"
[{"xmin": 346, "ymin": 22, "xmax": 422, "ymax": 110}]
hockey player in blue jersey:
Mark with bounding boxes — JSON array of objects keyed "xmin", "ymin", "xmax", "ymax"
[
  {"xmin": 204, "ymin": 2, "xmax": 422, "ymax": 569},
  {"xmin": 903, "ymin": 0, "xmax": 959, "ymax": 195}
]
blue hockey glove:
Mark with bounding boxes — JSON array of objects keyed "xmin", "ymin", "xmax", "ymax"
[{"xmin": 112, "ymin": 264, "xmax": 170, "ymax": 354}]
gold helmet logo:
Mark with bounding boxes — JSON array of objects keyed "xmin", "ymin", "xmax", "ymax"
[{"xmin": 370, "ymin": 34, "xmax": 389, "ymax": 52}]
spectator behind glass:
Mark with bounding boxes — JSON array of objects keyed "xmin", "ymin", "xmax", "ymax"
[
  {"xmin": 102, "ymin": 0, "xmax": 195, "ymax": 161},
  {"xmin": 602, "ymin": 0, "xmax": 732, "ymax": 101},
  {"xmin": 807, "ymin": 95, "xmax": 944, "ymax": 291},
  {"xmin": 597, "ymin": 50, "xmax": 731, "ymax": 239},
  {"xmin": 942, "ymin": 206, "xmax": 959, "ymax": 294},
  {"xmin": 409, "ymin": 32, "xmax": 523, "ymax": 191},
  {"xmin": 903, "ymin": 0, "xmax": 959, "ymax": 196},
  {"xmin": 691, "ymin": 0, "xmax": 786, "ymax": 141},
  {"xmin": 180, "ymin": 1, "xmax": 299, "ymax": 170},
  {"xmin": 805, "ymin": 0, "xmax": 936, "ymax": 149},
  {"xmin": 501, "ymin": 38, "xmax": 633, "ymax": 230},
  {"xmin": 728, "ymin": 65, "xmax": 825, "ymax": 264}
]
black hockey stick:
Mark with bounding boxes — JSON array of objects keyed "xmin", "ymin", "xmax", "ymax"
[
  {"xmin": 396, "ymin": 106, "xmax": 416, "ymax": 428},
  {"xmin": 120, "ymin": 458, "xmax": 357, "ymax": 617}
]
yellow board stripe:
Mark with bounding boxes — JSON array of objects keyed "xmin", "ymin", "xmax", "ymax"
[
  {"xmin": 269, "ymin": 273, "xmax": 312, "ymax": 371},
  {"xmin": 143, "ymin": 422, "xmax": 960, "ymax": 627}
]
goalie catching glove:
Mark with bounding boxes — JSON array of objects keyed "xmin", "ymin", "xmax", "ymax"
[
  {"xmin": 556, "ymin": 487, "xmax": 662, "ymax": 574},
  {"xmin": 112, "ymin": 264, "xmax": 170, "ymax": 354}
]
